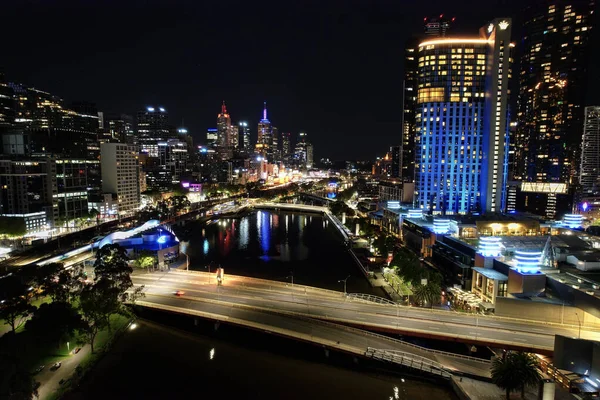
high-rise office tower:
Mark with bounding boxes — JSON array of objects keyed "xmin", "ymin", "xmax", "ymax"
[
  {"xmin": 281, "ymin": 132, "xmax": 291, "ymax": 164},
  {"xmin": 271, "ymin": 126, "xmax": 279, "ymax": 162},
  {"xmin": 105, "ymin": 114, "xmax": 134, "ymax": 144},
  {"xmin": 294, "ymin": 132, "xmax": 313, "ymax": 169},
  {"xmin": 580, "ymin": 106, "xmax": 600, "ymax": 194},
  {"xmin": 230, "ymin": 124, "xmax": 239, "ymax": 150},
  {"xmin": 424, "ymin": 15, "xmax": 454, "ymax": 37},
  {"xmin": 414, "ymin": 18, "xmax": 512, "ymax": 215},
  {"xmin": 0, "ymin": 157, "xmax": 58, "ymax": 233},
  {"xmin": 216, "ymin": 101, "xmax": 232, "ymax": 160},
  {"xmin": 391, "ymin": 145, "xmax": 401, "ymax": 178},
  {"xmin": 306, "ymin": 143, "xmax": 313, "ymax": 169},
  {"xmin": 514, "ymin": 1, "xmax": 595, "ymax": 185},
  {"xmin": 101, "ymin": 143, "xmax": 140, "ymax": 215},
  {"xmin": 402, "ymin": 17, "xmax": 455, "ymax": 183},
  {"xmin": 137, "ymin": 106, "xmax": 170, "ymax": 158},
  {"xmin": 0, "ymin": 72, "xmax": 15, "ymax": 130},
  {"xmin": 206, "ymin": 128, "xmax": 218, "ymax": 147},
  {"xmin": 238, "ymin": 122, "xmax": 251, "ymax": 153},
  {"xmin": 256, "ymin": 102, "xmax": 271, "ymax": 159}
]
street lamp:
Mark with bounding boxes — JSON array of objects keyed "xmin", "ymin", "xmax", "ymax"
[
  {"xmin": 184, "ymin": 252, "xmax": 190, "ymax": 271},
  {"xmin": 286, "ymin": 272, "xmax": 294, "ymax": 287},
  {"xmin": 575, "ymin": 312, "xmax": 582, "ymax": 339},
  {"xmin": 338, "ymin": 275, "xmax": 351, "ymax": 296}
]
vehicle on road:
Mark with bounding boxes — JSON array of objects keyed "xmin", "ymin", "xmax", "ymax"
[
  {"xmin": 51, "ymin": 362, "xmax": 61, "ymax": 370},
  {"xmin": 34, "ymin": 365, "xmax": 45, "ymax": 374},
  {"xmin": 73, "ymin": 347, "xmax": 82, "ymax": 354},
  {"xmin": 174, "ymin": 290, "xmax": 185, "ymax": 296}
]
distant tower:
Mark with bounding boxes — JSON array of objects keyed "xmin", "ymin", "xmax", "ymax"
[
  {"xmin": 580, "ymin": 106, "xmax": 600, "ymax": 194},
  {"xmin": 256, "ymin": 102, "xmax": 272, "ymax": 159},
  {"xmin": 217, "ymin": 101, "xmax": 232, "ymax": 160},
  {"xmin": 423, "ymin": 15, "xmax": 454, "ymax": 37},
  {"xmin": 137, "ymin": 106, "xmax": 169, "ymax": 157},
  {"xmin": 238, "ymin": 121, "xmax": 251, "ymax": 153},
  {"xmin": 281, "ymin": 132, "xmax": 291, "ymax": 164}
]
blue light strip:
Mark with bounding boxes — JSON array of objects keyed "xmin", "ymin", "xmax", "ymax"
[{"xmin": 478, "ymin": 236, "xmax": 502, "ymax": 257}]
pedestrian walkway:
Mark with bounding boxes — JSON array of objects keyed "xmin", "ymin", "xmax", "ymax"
[{"xmin": 451, "ymin": 376, "xmax": 575, "ymax": 400}]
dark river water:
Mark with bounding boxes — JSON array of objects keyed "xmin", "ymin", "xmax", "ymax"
[
  {"xmin": 67, "ymin": 316, "xmax": 456, "ymax": 400},
  {"xmin": 182, "ymin": 210, "xmax": 383, "ymax": 296},
  {"xmin": 67, "ymin": 210, "xmax": 459, "ymax": 399}
]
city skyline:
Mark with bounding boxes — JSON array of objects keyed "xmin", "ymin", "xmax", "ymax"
[{"xmin": 3, "ymin": 0, "xmax": 575, "ymax": 161}]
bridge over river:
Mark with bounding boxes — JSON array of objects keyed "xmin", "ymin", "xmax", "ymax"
[{"xmin": 131, "ymin": 270, "xmax": 599, "ymax": 379}]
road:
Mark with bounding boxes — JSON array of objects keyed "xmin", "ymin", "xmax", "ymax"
[
  {"xmin": 36, "ymin": 345, "xmax": 91, "ymax": 400},
  {"xmin": 131, "ymin": 270, "xmax": 598, "ymax": 354}
]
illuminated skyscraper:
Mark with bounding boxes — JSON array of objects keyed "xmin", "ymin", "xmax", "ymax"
[
  {"xmin": 281, "ymin": 132, "xmax": 291, "ymax": 164},
  {"xmin": 238, "ymin": 122, "xmax": 251, "ymax": 153},
  {"xmin": 414, "ymin": 19, "xmax": 512, "ymax": 214},
  {"xmin": 137, "ymin": 106, "xmax": 169, "ymax": 157},
  {"xmin": 217, "ymin": 101, "xmax": 232, "ymax": 160},
  {"xmin": 402, "ymin": 16, "xmax": 454, "ymax": 183},
  {"xmin": 256, "ymin": 102, "xmax": 272, "ymax": 159},
  {"xmin": 514, "ymin": 1, "xmax": 595, "ymax": 185},
  {"xmin": 580, "ymin": 106, "xmax": 600, "ymax": 194},
  {"xmin": 206, "ymin": 128, "xmax": 218, "ymax": 147},
  {"xmin": 424, "ymin": 15, "xmax": 454, "ymax": 37}
]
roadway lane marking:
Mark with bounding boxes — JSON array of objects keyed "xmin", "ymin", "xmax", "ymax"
[
  {"xmin": 514, "ymin": 338, "xmax": 528, "ymax": 342},
  {"xmin": 429, "ymin": 327, "xmax": 440, "ymax": 330}
]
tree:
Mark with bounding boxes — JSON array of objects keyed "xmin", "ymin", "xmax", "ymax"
[
  {"xmin": 25, "ymin": 302, "xmax": 84, "ymax": 348},
  {"xmin": 134, "ymin": 251, "xmax": 156, "ymax": 269},
  {"xmin": 0, "ymin": 276, "xmax": 35, "ymax": 333},
  {"xmin": 169, "ymin": 195, "xmax": 191, "ymax": 215},
  {"xmin": 513, "ymin": 352, "xmax": 542, "ymax": 398},
  {"xmin": 491, "ymin": 352, "xmax": 541, "ymax": 400},
  {"xmin": 0, "ymin": 216, "xmax": 26, "ymax": 238},
  {"xmin": 93, "ymin": 244, "xmax": 133, "ymax": 301},
  {"xmin": 36, "ymin": 263, "xmax": 84, "ymax": 303},
  {"xmin": 412, "ymin": 282, "xmax": 441, "ymax": 307},
  {"xmin": 79, "ymin": 283, "xmax": 117, "ymax": 353},
  {"xmin": 1, "ymin": 365, "xmax": 40, "ymax": 400}
]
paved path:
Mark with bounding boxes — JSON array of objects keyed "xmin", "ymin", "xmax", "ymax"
[
  {"xmin": 452, "ymin": 376, "xmax": 576, "ymax": 400},
  {"xmin": 36, "ymin": 344, "xmax": 91, "ymax": 400}
]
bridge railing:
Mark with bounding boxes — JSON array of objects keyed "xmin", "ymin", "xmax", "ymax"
[
  {"xmin": 347, "ymin": 293, "xmax": 396, "ymax": 306},
  {"xmin": 365, "ymin": 347, "xmax": 452, "ymax": 378}
]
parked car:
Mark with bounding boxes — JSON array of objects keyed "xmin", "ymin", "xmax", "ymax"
[
  {"xmin": 52, "ymin": 362, "xmax": 61, "ymax": 370},
  {"xmin": 72, "ymin": 347, "xmax": 82, "ymax": 354},
  {"xmin": 174, "ymin": 290, "xmax": 185, "ymax": 296},
  {"xmin": 34, "ymin": 365, "xmax": 45, "ymax": 374}
]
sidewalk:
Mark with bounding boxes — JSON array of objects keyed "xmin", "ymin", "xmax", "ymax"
[
  {"xmin": 452, "ymin": 376, "xmax": 576, "ymax": 400},
  {"xmin": 36, "ymin": 344, "xmax": 91, "ymax": 400}
]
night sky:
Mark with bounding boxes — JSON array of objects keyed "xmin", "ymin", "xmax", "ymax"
[{"xmin": 5, "ymin": 0, "xmax": 594, "ymax": 161}]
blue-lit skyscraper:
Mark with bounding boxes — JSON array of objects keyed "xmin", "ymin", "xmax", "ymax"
[{"xmin": 414, "ymin": 19, "xmax": 512, "ymax": 214}]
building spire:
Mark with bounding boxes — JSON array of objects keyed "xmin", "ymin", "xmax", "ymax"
[
  {"xmin": 221, "ymin": 100, "xmax": 227, "ymax": 115},
  {"xmin": 263, "ymin": 101, "xmax": 267, "ymax": 120}
]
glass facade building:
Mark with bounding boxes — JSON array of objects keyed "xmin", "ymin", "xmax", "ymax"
[{"xmin": 415, "ymin": 19, "xmax": 512, "ymax": 214}]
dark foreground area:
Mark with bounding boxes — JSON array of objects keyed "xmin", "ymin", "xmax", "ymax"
[{"xmin": 65, "ymin": 309, "xmax": 456, "ymax": 400}]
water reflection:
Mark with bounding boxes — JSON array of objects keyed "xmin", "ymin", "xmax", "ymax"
[
  {"xmin": 260, "ymin": 211, "xmax": 270, "ymax": 258},
  {"xmin": 187, "ymin": 210, "xmax": 383, "ymax": 294},
  {"xmin": 239, "ymin": 218, "xmax": 249, "ymax": 249}
]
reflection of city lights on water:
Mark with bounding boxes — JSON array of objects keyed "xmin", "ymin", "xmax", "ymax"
[{"xmin": 203, "ymin": 239, "xmax": 209, "ymax": 255}]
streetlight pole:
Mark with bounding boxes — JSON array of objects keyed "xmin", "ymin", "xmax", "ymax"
[
  {"xmin": 286, "ymin": 272, "xmax": 294, "ymax": 288},
  {"xmin": 338, "ymin": 275, "xmax": 351, "ymax": 296},
  {"xmin": 575, "ymin": 312, "xmax": 582, "ymax": 339},
  {"xmin": 184, "ymin": 253, "xmax": 190, "ymax": 271}
]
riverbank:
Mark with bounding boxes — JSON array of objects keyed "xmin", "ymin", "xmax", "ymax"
[{"xmin": 66, "ymin": 310, "xmax": 458, "ymax": 400}]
